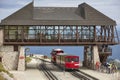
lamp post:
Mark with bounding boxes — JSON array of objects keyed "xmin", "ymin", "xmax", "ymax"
[{"xmin": 25, "ymin": 48, "xmax": 30, "ymax": 70}]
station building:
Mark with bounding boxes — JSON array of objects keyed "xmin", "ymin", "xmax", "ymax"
[{"xmin": 0, "ymin": 2, "xmax": 119, "ymax": 70}]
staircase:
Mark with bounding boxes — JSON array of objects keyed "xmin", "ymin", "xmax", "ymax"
[{"xmin": 98, "ymin": 45, "xmax": 112, "ymax": 64}]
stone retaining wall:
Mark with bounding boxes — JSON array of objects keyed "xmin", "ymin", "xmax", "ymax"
[{"xmin": 0, "ymin": 46, "xmax": 19, "ymax": 70}]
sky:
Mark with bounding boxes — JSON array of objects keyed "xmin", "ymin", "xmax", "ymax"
[{"xmin": 25, "ymin": 45, "xmax": 120, "ymax": 60}]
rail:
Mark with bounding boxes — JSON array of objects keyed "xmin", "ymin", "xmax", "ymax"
[
  {"xmin": 70, "ymin": 70, "xmax": 99, "ymax": 80},
  {"xmin": 39, "ymin": 60, "xmax": 59, "ymax": 80},
  {"xmin": 77, "ymin": 70, "xmax": 99, "ymax": 80}
]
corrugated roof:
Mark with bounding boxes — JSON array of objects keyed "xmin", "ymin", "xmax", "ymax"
[{"xmin": 0, "ymin": 2, "xmax": 116, "ymax": 26}]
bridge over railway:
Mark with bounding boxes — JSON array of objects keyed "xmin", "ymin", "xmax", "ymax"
[{"xmin": 0, "ymin": 2, "xmax": 119, "ymax": 71}]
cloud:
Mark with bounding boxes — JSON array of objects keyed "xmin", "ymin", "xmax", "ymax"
[
  {"xmin": 0, "ymin": 0, "xmax": 32, "ymax": 20},
  {"xmin": 0, "ymin": 8, "xmax": 19, "ymax": 20},
  {"xmin": 17, "ymin": 0, "xmax": 33, "ymax": 6},
  {"xmin": 0, "ymin": 0, "xmax": 32, "ymax": 9},
  {"xmin": 34, "ymin": 0, "xmax": 120, "ymax": 7},
  {"xmin": 0, "ymin": 0, "xmax": 20, "ymax": 9}
]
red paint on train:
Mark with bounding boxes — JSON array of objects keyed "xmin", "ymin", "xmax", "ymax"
[{"xmin": 56, "ymin": 54, "xmax": 80, "ymax": 70}]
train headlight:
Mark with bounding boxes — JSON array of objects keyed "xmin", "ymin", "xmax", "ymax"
[
  {"xmin": 74, "ymin": 64, "xmax": 80, "ymax": 66},
  {"xmin": 71, "ymin": 61, "xmax": 74, "ymax": 63}
]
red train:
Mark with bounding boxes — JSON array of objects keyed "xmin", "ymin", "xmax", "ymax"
[
  {"xmin": 50, "ymin": 48, "xmax": 64, "ymax": 63},
  {"xmin": 56, "ymin": 53, "xmax": 80, "ymax": 70},
  {"xmin": 50, "ymin": 49, "xmax": 80, "ymax": 70}
]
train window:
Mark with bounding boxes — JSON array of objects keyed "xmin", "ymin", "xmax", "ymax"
[
  {"xmin": 70, "ymin": 58, "xmax": 79, "ymax": 62},
  {"xmin": 71, "ymin": 58, "xmax": 74, "ymax": 61},
  {"xmin": 57, "ymin": 51, "xmax": 64, "ymax": 53},
  {"xmin": 73, "ymin": 58, "xmax": 79, "ymax": 62},
  {"xmin": 66, "ymin": 58, "xmax": 79, "ymax": 62},
  {"xmin": 52, "ymin": 51, "xmax": 64, "ymax": 55},
  {"xmin": 66, "ymin": 58, "xmax": 71, "ymax": 62}
]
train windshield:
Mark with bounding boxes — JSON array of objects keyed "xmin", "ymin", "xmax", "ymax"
[
  {"xmin": 56, "ymin": 51, "xmax": 64, "ymax": 53},
  {"xmin": 66, "ymin": 57, "xmax": 79, "ymax": 62},
  {"xmin": 53, "ymin": 51, "xmax": 64, "ymax": 55}
]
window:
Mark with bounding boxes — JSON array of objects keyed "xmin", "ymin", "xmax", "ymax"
[
  {"xmin": 73, "ymin": 58, "xmax": 79, "ymax": 62},
  {"xmin": 66, "ymin": 58, "xmax": 71, "ymax": 62},
  {"xmin": 66, "ymin": 57, "xmax": 79, "ymax": 62}
]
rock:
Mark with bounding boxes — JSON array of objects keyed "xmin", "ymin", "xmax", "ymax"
[{"xmin": 0, "ymin": 72, "xmax": 14, "ymax": 80}]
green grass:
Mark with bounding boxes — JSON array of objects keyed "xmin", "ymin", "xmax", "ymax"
[
  {"xmin": 0, "ymin": 62, "xmax": 13, "ymax": 78},
  {"xmin": 0, "ymin": 62, "xmax": 8, "ymax": 73},
  {"xmin": 25, "ymin": 57, "xmax": 32, "ymax": 63}
]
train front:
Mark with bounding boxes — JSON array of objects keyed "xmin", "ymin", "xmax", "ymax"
[
  {"xmin": 50, "ymin": 49, "xmax": 64, "ymax": 63},
  {"xmin": 65, "ymin": 56, "xmax": 80, "ymax": 70}
]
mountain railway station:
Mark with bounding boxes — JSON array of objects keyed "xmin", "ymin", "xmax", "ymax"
[{"xmin": 0, "ymin": 2, "xmax": 119, "ymax": 71}]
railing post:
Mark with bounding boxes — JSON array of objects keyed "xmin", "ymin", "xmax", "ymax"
[
  {"xmin": 94, "ymin": 26, "xmax": 96, "ymax": 41},
  {"xmin": 76, "ymin": 25, "xmax": 79, "ymax": 43},
  {"xmin": 58, "ymin": 26, "xmax": 60, "ymax": 44}
]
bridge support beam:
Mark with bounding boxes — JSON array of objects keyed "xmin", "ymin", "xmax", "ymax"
[
  {"xmin": 92, "ymin": 45, "xmax": 100, "ymax": 69},
  {"xmin": 0, "ymin": 29, "xmax": 3, "ymax": 46},
  {"xmin": 83, "ymin": 46, "xmax": 92, "ymax": 68},
  {"xmin": 17, "ymin": 46, "xmax": 25, "ymax": 71},
  {"xmin": 83, "ymin": 45, "xmax": 100, "ymax": 69}
]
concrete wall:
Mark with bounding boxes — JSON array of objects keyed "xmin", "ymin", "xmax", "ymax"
[{"xmin": 0, "ymin": 46, "xmax": 19, "ymax": 70}]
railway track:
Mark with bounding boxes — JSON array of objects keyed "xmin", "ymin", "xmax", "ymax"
[
  {"xmin": 38, "ymin": 60, "xmax": 59, "ymax": 80},
  {"xmin": 70, "ymin": 70, "xmax": 99, "ymax": 80},
  {"xmin": 38, "ymin": 59, "xmax": 98, "ymax": 80},
  {"xmin": 52, "ymin": 61, "xmax": 99, "ymax": 80}
]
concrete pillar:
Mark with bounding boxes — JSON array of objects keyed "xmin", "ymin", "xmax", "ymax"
[
  {"xmin": 83, "ymin": 46, "xmax": 93, "ymax": 68},
  {"xmin": 0, "ymin": 29, "xmax": 3, "ymax": 46},
  {"xmin": 83, "ymin": 46, "xmax": 88, "ymax": 67},
  {"xmin": 92, "ymin": 45, "xmax": 100, "ymax": 69},
  {"xmin": 17, "ymin": 46, "xmax": 25, "ymax": 71}
]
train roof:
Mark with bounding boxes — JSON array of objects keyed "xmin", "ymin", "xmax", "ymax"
[
  {"xmin": 57, "ymin": 53, "xmax": 78, "ymax": 56},
  {"xmin": 52, "ymin": 48, "xmax": 63, "ymax": 51}
]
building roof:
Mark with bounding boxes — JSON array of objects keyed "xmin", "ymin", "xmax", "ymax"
[{"xmin": 0, "ymin": 2, "xmax": 116, "ymax": 26}]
